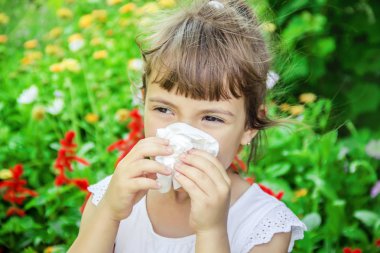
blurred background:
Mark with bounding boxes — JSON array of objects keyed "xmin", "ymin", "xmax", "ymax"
[{"xmin": 0, "ymin": 0, "xmax": 379, "ymax": 252}]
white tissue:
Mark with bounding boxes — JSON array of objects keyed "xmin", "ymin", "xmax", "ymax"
[{"xmin": 154, "ymin": 122, "xmax": 219, "ymax": 193}]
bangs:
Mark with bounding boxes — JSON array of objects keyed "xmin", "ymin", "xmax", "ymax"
[{"xmin": 146, "ymin": 20, "xmax": 245, "ymax": 101}]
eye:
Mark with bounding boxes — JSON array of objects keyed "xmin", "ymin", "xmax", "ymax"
[
  {"xmin": 203, "ymin": 115, "xmax": 224, "ymax": 123},
  {"xmin": 154, "ymin": 107, "xmax": 172, "ymax": 115}
]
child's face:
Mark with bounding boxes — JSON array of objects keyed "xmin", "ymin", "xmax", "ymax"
[{"xmin": 143, "ymin": 83, "xmax": 258, "ymax": 170}]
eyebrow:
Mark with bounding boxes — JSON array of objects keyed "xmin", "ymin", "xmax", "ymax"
[{"xmin": 148, "ymin": 97, "xmax": 236, "ymax": 118}]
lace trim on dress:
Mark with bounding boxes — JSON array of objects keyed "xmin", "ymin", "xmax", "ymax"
[
  {"xmin": 87, "ymin": 175, "xmax": 112, "ymax": 206},
  {"xmin": 242, "ymin": 204, "xmax": 307, "ymax": 253}
]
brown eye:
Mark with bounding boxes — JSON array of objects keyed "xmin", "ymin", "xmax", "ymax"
[{"xmin": 203, "ymin": 115, "xmax": 224, "ymax": 123}]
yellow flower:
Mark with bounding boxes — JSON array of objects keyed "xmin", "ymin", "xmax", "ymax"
[
  {"xmin": 115, "ymin": 108, "xmax": 130, "ymax": 123},
  {"xmin": 49, "ymin": 63, "xmax": 65, "ymax": 73},
  {"xmin": 24, "ymin": 39, "xmax": 38, "ymax": 49},
  {"xmin": 136, "ymin": 3, "xmax": 159, "ymax": 15},
  {"xmin": 118, "ymin": 18, "xmax": 129, "ymax": 27},
  {"xmin": 119, "ymin": 3, "xmax": 137, "ymax": 14},
  {"xmin": 279, "ymin": 103, "xmax": 290, "ymax": 112},
  {"xmin": 0, "ymin": 169, "xmax": 12, "ymax": 180},
  {"xmin": 21, "ymin": 51, "xmax": 43, "ymax": 65},
  {"xmin": 93, "ymin": 50, "xmax": 108, "ymax": 60},
  {"xmin": 32, "ymin": 105, "xmax": 46, "ymax": 121},
  {"xmin": 85, "ymin": 113, "xmax": 99, "ymax": 123},
  {"xmin": 90, "ymin": 37, "xmax": 103, "ymax": 46},
  {"xmin": 289, "ymin": 105, "xmax": 305, "ymax": 116},
  {"xmin": 158, "ymin": 0, "xmax": 176, "ymax": 8},
  {"xmin": 299, "ymin": 93, "xmax": 317, "ymax": 104},
  {"xmin": 61, "ymin": 58, "xmax": 81, "ymax": 72},
  {"xmin": 92, "ymin": 10, "xmax": 108, "ymax": 22},
  {"xmin": 0, "ymin": 34, "xmax": 8, "ymax": 44},
  {"xmin": 79, "ymin": 14, "xmax": 93, "ymax": 29},
  {"xmin": 44, "ymin": 246, "xmax": 57, "ymax": 253},
  {"xmin": 45, "ymin": 45, "xmax": 64, "ymax": 57},
  {"xmin": 47, "ymin": 27, "xmax": 63, "ymax": 39},
  {"xmin": 107, "ymin": 0, "xmax": 122, "ymax": 5},
  {"xmin": 295, "ymin": 188, "xmax": 308, "ymax": 198},
  {"xmin": 57, "ymin": 8, "xmax": 73, "ymax": 19},
  {"xmin": 262, "ymin": 22, "xmax": 276, "ymax": 33},
  {"xmin": 0, "ymin": 13, "xmax": 10, "ymax": 25}
]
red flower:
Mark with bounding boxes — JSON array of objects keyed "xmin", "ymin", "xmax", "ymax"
[
  {"xmin": 375, "ymin": 238, "xmax": 380, "ymax": 247},
  {"xmin": 343, "ymin": 247, "xmax": 362, "ymax": 253},
  {"xmin": 108, "ymin": 108, "xmax": 144, "ymax": 166},
  {"xmin": 245, "ymin": 177, "xmax": 255, "ymax": 185},
  {"xmin": 54, "ymin": 130, "xmax": 90, "ymax": 186},
  {"xmin": 258, "ymin": 183, "xmax": 284, "ymax": 201},
  {"xmin": 0, "ymin": 164, "xmax": 38, "ymax": 217},
  {"xmin": 6, "ymin": 206, "xmax": 26, "ymax": 217},
  {"xmin": 70, "ymin": 178, "xmax": 89, "ymax": 192},
  {"xmin": 230, "ymin": 154, "xmax": 247, "ymax": 173}
]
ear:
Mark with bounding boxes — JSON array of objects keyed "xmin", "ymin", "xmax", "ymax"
[{"xmin": 240, "ymin": 128, "xmax": 259, "ymax": 146}]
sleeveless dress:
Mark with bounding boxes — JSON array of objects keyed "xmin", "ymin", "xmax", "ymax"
[{"xmin": 88, "ymin": 175, "xmax": 307, "ymax": 253}]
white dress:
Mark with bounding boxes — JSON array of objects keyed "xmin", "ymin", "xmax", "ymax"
[{"xmin": 88, "ymin": 175, "xmax": 307, "ymax": 253}]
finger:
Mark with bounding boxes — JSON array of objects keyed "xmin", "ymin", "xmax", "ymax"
[
  {"xmin": 118, "ymin": 142, "xmax": 173, "ymax": 166},
  {"xmin": 127, "ymin": 177, "xmax": 161, "ymax": 192},
  {"xmin": 139, "ymin": 136, "xmax": 170, "ymax": 145},
  {"xmin": 174, "ymin": 171, "xmax": 207, "ymax": 201},
  {"xmin": 174, "ymin": 162, "xmax": 216, "ymax": 196},
  {"xmin": 124, "ymin": 159, "xmax": 172, "ymax": 178},
  {"xmin": 180, "ymin": 151, "xmax": 229, "ymax": 186}
]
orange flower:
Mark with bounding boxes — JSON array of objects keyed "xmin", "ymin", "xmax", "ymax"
[
  {"xmin": 279, "ymin": 103, "xmax": 290, "ymax": 112},
  {"xmin": 90, "ymin": 37, "xmax": 103, "ymax": 46},
  {"xmin": 0, "ymin": 169, "xmax": 12, "ymax": 180},
  {"xmin": 289, "ymin": 105, "xmax": 304, "ymax": 116},
  {"xmin": 118, "ymin": 18, "xmax": 130, "ymax": 27},
  {"xmin": 0, "ymin": 34, "xmax": 8, "ymax": 43},
  {"xmin": 0, "ymin": 13, "xmax": 9, "ymax": 25},
  {"xmin": 61, "ymin": 58, "xmax": 81, "ymax": 72},
  {"xmin": 47, "ymin": 27, "xmax": 63, "ymax": 39},
  {"xmin": 21, "ymin": 51, "xmax": 43, "ymax": 65},
  {"xmin": 158, "ymin": 0, "xmax": 176, "ymax": 8},
  {"xmin": 57, "ymin": 8, "xmax": 73, "ymax": 19},
  {"xmin": 119, "ymin": 3, "xmax": 136, "ymax": 14},
  {"xmin": 85, "ymin": 113, "xmax": 99, "ymax": 123},
  {"xmin": 299, "ymin": 93, "xmax": 317, "ymax": 104},
  {"xmin": 107, "ymin": 0, "xmax": 122, "ymax": 5},
  {"xmin": 92, "ymin": 9, "xmax": 107, "ymax": 22},
  {"xmin": 32, "ymin": 105, "xmax": 46, "ymax": 121},
  {"xmin": 93, "ymin": 50, "xmax": 108, "ymax": 60},
  {"xmin": 24, "ymin": 39, "xmax": 38, "ymax": 49},
  {"xmin": 115, "ymin": 108, "xmax": 130, "ymax": 123},
  {"xmin": 136, "ymin": 3, "xmax": 159, "ymax": 15},
  {"xmin": 45, "ymin": 45, "xmax": 64, "ymax": 56},
  {"xmin": 295, "ymin": 188, "xmax": 308, "ymax": 198},
  {"xmin": 79, "ymin": 14, "xmax": 93, "ymax": 29},
  {"xmin": 68, "ymin": 33, "xmax": 85, "ymax": 51},
  {"xmin": 49, "ymin": 63, "xmax": 64, "ymax": 73}
]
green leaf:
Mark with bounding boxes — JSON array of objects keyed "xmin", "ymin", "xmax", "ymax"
[
  {"xmin": 342, "ymin": 225, "xmax": 369, "ymax": 243},
  {"xmin": 354, "ymin": 210, "xmax": 380, "ymax": 228},
  {"xmin": 265, "ymin": 163, "xmax": 291, "ymax": 177}
]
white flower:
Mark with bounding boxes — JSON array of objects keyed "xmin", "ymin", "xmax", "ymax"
[
  {"xmin": 17, "ymin": 85, "xmax": 38, "ymax": 104},
  {"xmin": 128, "ymin": 59, "xmax": 144, "ymax": 71},
  {"xmin": 365, "ymin": 140, "xmax": 380, "ymax": 160},
  {"xmin": 46, "ymin": 97, "xmax": 64, "ymax": 115},
  {"xmin": 54, "ymin": 90, "xmax": 63, "ymax": 98},
  {"xmin": 69, "ymin": 39, "xmax": 84, "ymax": 52},
  {"xmin": 266, "ymin": 71, "xmax": 279, "ymax": 90}
]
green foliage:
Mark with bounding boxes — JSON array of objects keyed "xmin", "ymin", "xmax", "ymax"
[{"xmin": 0, "ymin": 0, "xmax": 379, "ymax": 252}]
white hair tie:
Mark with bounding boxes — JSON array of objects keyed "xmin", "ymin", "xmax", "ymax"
[{"xmin": 208, "ymin": 0, "xmax": 224, "ymax": 9}]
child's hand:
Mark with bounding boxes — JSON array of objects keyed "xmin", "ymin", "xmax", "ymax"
[
  {"xmin": 174, "ymin": 149, "xmax": 232, "ymax": 233},
  {"xmin": 100, "ymin": 137, "xmax": 173, "ymax": 221}
]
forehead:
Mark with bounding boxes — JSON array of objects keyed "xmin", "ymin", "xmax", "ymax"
[{"xmin": 146, "ymin": 83, "xmax": 244, "ymax": 111}]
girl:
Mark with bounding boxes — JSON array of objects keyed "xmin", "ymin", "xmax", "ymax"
[{"xmin": 68, "ymin": 0, "xmax": 307, "ymax": 252}]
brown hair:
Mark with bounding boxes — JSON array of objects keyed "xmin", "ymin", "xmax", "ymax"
[{"xmin": 135, "ymin": 0, "xmax": 280, "ymax": 170}]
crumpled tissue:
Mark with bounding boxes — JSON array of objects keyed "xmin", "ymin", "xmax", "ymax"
[{"xmin": 154, "ymin": 122, "xmax": 219, "ymax": 193}]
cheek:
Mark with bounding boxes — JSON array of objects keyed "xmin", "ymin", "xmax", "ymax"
[{"xmin": 215, "ymin": 136, "xmax": 241, "ymax": 169}]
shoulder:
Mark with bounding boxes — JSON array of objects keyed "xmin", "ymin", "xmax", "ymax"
[{"xmin": 230, "ymin": 184, "xmax": 308, "ymax": 253}]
